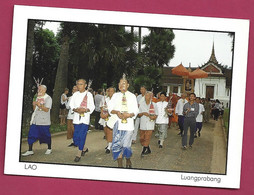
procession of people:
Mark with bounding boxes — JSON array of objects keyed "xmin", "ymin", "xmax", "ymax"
[{"xmin": 22, "ymin": 74, "xmax": 225, "ymax": 168}]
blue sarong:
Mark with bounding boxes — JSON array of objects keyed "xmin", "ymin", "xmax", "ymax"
[
  {"xmin": 73, "ymin": 124, "xmax": 89, "ymax": 150},
  {"xmin": 112, "ymin": 121, "xmax": 133, "ymax": 160},
  {"xmin": 28, "ymin": 124, "xmax": 51, "ymax": 145}
]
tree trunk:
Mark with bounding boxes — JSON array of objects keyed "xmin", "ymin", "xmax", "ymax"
[
  {"xmin": 51, "ymin": 36, "xmax": 70, "ymax": 124},
  {"xmin": 22, "ymin": 20, "xmax": 35, "ymax": 127},
  {"xmin": 131, "ymin": 26, "xmax": 134, "ymax": 50},
  {"xmin": 138, "ymin": 27, "xmax": 141, "ymax": 53}
]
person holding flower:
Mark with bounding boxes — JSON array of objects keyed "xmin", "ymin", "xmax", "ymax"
[{"xmin": 22, "ymin": 85, "xmax": 52, "ymax": 156}]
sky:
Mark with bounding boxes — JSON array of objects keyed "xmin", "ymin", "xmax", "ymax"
[
  {"xmin": 169, "ymin": 29, "xmax": 233, "ymax": 68},
  {"xmin": 43, "ymin": 22, "xmax": 233, "ymax": 68}
]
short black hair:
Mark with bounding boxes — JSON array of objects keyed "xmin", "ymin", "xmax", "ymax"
[{"xmin": 189, "ymin": 92, "xmax": 196, "ymax": 97}]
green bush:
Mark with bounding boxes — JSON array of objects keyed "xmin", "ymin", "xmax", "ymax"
[{"xmin": 21, "ymin": 115, "xmax": 97, "ymax": 138}]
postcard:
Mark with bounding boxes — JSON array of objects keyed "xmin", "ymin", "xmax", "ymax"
[{"xmin": 4, "ymin": 5, "xmax": 249, "ymax": 188}]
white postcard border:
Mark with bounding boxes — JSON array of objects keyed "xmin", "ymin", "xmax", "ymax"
[{"xmin": 4, "ymin": 5, "xmax": 249, "ymax": 188}]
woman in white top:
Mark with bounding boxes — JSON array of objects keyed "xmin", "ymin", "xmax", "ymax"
[{"xmin": 60, "ymin": 88, "xmax": 69, "ymax": 125}]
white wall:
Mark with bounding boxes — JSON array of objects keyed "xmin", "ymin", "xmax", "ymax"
[
  {"xmin": 165, "ymin": 77, "xmax": 230, "ymax": 107},
  {"xmin": 194, "ymin": 77, "xmax": 230, "ymax": 107}
]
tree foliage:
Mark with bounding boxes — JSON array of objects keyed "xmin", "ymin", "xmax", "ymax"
[
  {"xmin": 22, "ymin": 21, "xmax": 175, "ymax": 125},
  {"xmin": 33, "ymin": 27, "xmax": 60, "ymax": 95},
  {"xmin": 22, "ymin": 20, "xmax": 60, "ymax": 126},
  {"xmin": 143, "ymin": 28, "xmax": 175, "ymax": 67},
  {"xmin": 66, "ymin": 23, "xmax": 140, "ymax": 91},
  {"xmin": 133, "ymin": 28, "xmax": 175, "ymax": 93}
]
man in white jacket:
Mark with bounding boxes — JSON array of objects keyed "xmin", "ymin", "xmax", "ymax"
[{"xmin": 108, "ymin": 77, "xmax": 139, "ymax": 168}]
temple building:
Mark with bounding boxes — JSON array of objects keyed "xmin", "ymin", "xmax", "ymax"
[{"xmin": 161, "ymin": 43, "xmax": 232, "ymax": 107}]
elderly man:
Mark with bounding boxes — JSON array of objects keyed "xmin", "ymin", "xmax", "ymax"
[
  {"xmin": 69, "ymin": 79, "xmax": 95, "ymax": 162},
  {"xmin": 108, "ymin": 77, "xmax": 139, "ymax": 168},
  {"xmin": 175, "ymin": 93, "xmax": 188, "ymax": 136},
  {"xmin": 22, "ymin": 85, "xmax": 52, "ymax": 156},
  {"xmin": 131, "ymin": 86, "xmax": 147, "ymax": 144},
  {"xmin": 138, "ymin": 91, "xmax": 157, "ymax": 155}
]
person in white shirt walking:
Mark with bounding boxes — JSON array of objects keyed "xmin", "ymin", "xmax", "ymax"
[
  {"xmin": 69, "ymin": 79, "xmax": 95, "ymax": 162},
  {"xmin": 94, "ymin": 89, "xmax": 104, "ymax": 130},
  {"xmin": 155, "ymin": 92, "xmax": 169, "ymax": 148},
  {"xmin": 108, "ymin": 77, "xmax": 139, "ymax": 168},
  {"xmin": 60, "ymin": 88, "xmax": 69, "ymax": 125},
  {"xmin": 175, "ymin": 93, "xmax": 188, "ymax": 136},
  {"xmin": 195, "ymin": 97, "xmax": 205, "ymax": 137},
  {"xmin": 131, "ymin": 86, "xmax": 146, "ymax": 144},
  {"xmin": 99, "ymin": 87, "xmax": 115, "ymax": 154},
  {"xmin": 138, "ymin": 91, "xmax": 158, "ymax": 156},
  {"xmin": 66, "ymin": 85, "xmax": 78, "ymax": 147}
]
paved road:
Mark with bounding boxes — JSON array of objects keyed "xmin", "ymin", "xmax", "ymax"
[{"xmin": 20, "ymin": 119, "xmax": 226, "ymax": 174}]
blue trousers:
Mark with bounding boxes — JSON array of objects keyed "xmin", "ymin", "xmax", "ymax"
[
  {"xmin": 196, "ymin": 122, "xmax": 203, "ymax": 132},
  {"xmin": 28, "ymin": 124, "xmax": 51, "ymax": 145},
  {"xmin": 73, "ymin": 124, "xmax": 89, "ymax": 150},
  {"xmin": 178, "ymin": 115, "xmax": 185, "ymax": 134}
]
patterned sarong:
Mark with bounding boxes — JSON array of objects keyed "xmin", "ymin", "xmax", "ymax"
[{"xmin": 112, "ymin": 121, "xmax": 133, "ymax": 160}]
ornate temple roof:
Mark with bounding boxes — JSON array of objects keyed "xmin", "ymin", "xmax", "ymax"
[
  {"xmin": 208, "ymin": 42, "xmax": 218, "ymax": 64},
  {"xmin": 162, "ymin": 42, "xmax": 232, "ymax": 87}
]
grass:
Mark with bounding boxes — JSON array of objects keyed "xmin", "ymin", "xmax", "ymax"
[{"xmin": 223, "ymin": 108, "xmax": 229, "ymax": 135}]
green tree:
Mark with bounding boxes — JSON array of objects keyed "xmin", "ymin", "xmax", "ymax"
[
  {"xmin": 133, "ymin": 28, "xmax": 175, "ymax": 93},
  {"xmin": 69, "ymin": 24, "xmax": 139, "ymax": 90},
  {"xmin": 143, "ymin": 28, "xmax": 175, "ymax": 67},
  {"xmin": 22, "ymin": 21, "xmax": 60, "ymax": 126},
  {"xmin": 22, "ymin": 20, "xmax": 36, "ymax": 126},
  {"xmin": 33, "ymin": 27, "xmax": 60, "ymax": 95},
  {"xmin": 51, "ymin": 22, "xmax": 74, "ymax": 123},
  {"xmin": 134, "ymin": 65, "xmax": 162, "ymax": 91}
]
